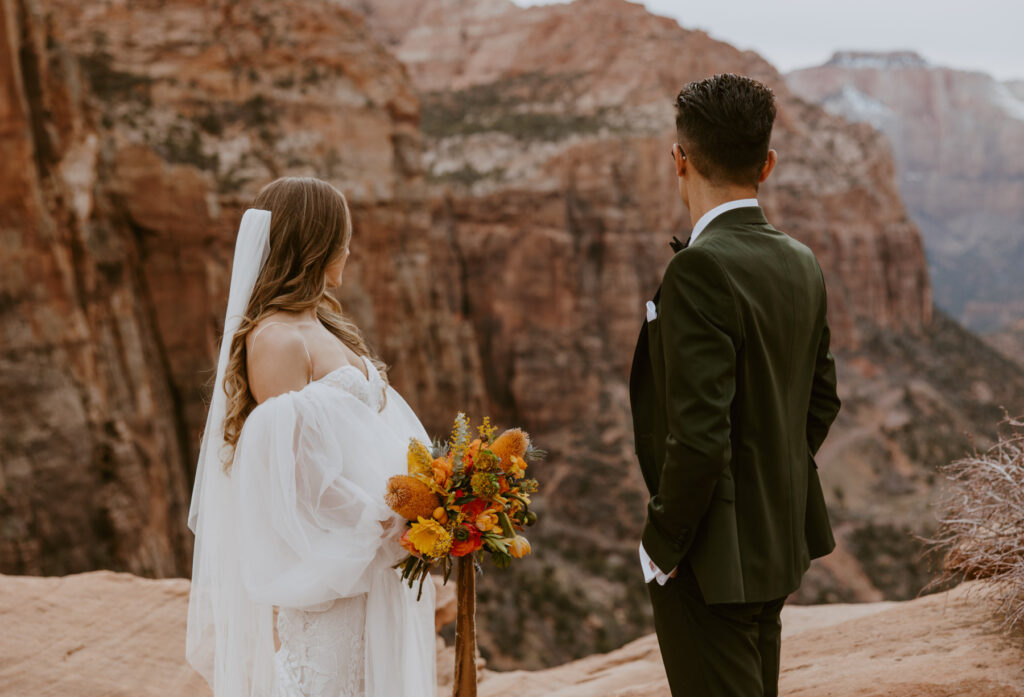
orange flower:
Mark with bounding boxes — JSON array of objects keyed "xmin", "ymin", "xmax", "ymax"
[
  {"xmin": 490, "ymin": 429, "xmax": 530, "ymax": 471},
  {"xmin": 450, "ymin": 524, "xmax": 483, "ymax": 557},
  {"xmin": 385, "ymin": 475, "xmax": 442, "ymax": 521},
  {"xmin": 475, "ymin": 511, "xmax": 498, "ymax": 532},
  {"xmin": 509, "ymin": 455, "xmax": 528, "ymax": 477},
  {"xmin": 431, "ymin": 457, "xmax": 453, "ymax": 487},
  {"xmin": 461, "ymin": 498, "xmax": 489, "ymax": 522},
  {"xmin": 399, "ymin": 528, "xmax": 418, "ymax": 556}
]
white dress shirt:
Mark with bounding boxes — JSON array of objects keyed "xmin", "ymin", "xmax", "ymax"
[
  {"xmin": 689, "ymin": 198, "xmax": 759, "ymax": 245},
  {"xmin": 639, "ymin": 197, "xmax": 759, "ymax": 585}
]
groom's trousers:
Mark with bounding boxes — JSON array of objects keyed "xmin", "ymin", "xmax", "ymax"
[{"xmin": 648, "ymin": 561, "xmax": 787, "ymax": 697}]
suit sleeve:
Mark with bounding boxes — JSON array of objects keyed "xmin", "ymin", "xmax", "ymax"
[
  {"xmin": 806, "ymin": 264, "xmax": 841, "ymax": 456},
  {"xmin": 641, "ymin": 249, "xmax": 740, "ymax": 574}
]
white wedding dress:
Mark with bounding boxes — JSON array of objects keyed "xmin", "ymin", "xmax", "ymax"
[
  {"xmin": 235, "ymin": 356, "xmax": 437, "ymax": 697},
  {"xmin": 186, "ymin": 209, "xmax": 436, "ymax": 697}
]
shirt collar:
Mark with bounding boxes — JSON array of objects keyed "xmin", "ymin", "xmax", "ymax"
[{"xmin": 689, "ymin": 198, "xmax": 760, "ymax": 244}]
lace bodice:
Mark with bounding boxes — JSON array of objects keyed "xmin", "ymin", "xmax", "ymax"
[{"xmin": 315, "ymin": 356, "xmax": 387, "ymax": 412}]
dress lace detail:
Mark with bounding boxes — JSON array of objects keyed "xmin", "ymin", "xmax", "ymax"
[
  {"xmin": 316, "ymin": 357, "xmax": 386, "ymax": 412},
  {"xmin": 273, "ymin": 596, "xmax": 368, "ymax": 697},
  {"xmin": 270, "ymin": 356, "xmax": 386, "ymax": 697}
]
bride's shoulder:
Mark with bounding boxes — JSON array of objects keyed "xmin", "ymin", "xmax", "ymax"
[{"xmin": 247, "ymin": 318, "xmax": 312, "ymax": 403}]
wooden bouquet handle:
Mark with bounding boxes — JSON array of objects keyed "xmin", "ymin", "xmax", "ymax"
[{"xmin": 452, "ymin": 555, "xmax": 477, "ymax": 697}]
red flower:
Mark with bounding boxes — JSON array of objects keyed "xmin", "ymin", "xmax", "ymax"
[
  {"xmin": 461, "ymin": 498, "xmax": 488, "ymax": 520},
  {"xmin": 450, "ymin": 524, "xmax": 483, "ymax": 557}
]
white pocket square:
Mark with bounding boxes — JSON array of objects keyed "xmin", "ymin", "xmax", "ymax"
[{"xmin": 646, "ymin": 300, "xmax": 658, "ymax": 322}]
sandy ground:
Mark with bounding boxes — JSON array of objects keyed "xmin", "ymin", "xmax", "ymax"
[{"xmin": 0, "ymin": 571, "xmax": 1020, "ymax": 696}]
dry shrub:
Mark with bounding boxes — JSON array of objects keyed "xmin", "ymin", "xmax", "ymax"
[{"xmin": 925, "ymin": 415, "xmax": 1024, "ymax": 630}]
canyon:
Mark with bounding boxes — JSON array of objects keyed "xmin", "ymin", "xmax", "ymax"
[
  {"xmin": 788, "ymin": 51, "xmax": 1024, "ymax": 339},
  {"xmin": 2, "ymin": 0, "xmax": 1022, "ymax": 673}
]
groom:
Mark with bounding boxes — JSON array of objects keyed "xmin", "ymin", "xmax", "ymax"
[{"xmin": 629, "ymin": 73, "xmax": 841, "ymax": 697}]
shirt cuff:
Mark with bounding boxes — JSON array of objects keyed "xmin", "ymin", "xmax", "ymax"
[{"xmin": 638, "ymin": 542, "xmax": 676, "ymax": 585}]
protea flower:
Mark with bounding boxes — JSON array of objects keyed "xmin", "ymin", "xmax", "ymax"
[
  {"xmin": 490, "ymin": 428, "xmax": 530, "ymax": 471},
  {"xmin": 386, "ymin": 475, "xmax": 441, "ymax": 521}
]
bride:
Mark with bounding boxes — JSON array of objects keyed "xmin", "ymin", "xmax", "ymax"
[{"xmin": 186, "ymin": 177, "xmax": 437, "ymax": 697}]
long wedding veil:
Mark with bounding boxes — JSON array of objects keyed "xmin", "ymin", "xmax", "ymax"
[{"xmin": 186, "ymin": 208, "xmax": 273, "ymax": 696}]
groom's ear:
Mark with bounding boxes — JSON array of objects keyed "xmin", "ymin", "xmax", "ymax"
[{"xmin": 758, "ymin": 149, "xmax": 778, "ymax": 184}]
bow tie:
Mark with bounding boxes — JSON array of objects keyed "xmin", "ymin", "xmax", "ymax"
[{"xmin": 669, "ymin": 235, "xmax": 689, "ymax": 253}]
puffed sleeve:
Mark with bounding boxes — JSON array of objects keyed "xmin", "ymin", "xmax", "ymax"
[{"xmin": 231, "ymin": 388, "xmax": 408, "ymax": 609}]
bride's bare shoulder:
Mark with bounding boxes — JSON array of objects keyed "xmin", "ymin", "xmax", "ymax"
[{"xmin": 246, "ymin": 318, "xmax": 312, "ymax": 403}]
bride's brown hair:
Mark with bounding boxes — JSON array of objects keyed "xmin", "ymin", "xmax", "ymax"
[{"xmin": 220, "ymin": 177, "xmax": 387, "ymax": 468}]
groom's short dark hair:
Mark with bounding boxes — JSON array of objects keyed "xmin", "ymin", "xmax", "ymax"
[{"xmin": 674, "ymin": 74, "xmax": 776, "ymax": 188}]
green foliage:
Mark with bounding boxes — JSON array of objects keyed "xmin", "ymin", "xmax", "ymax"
[
  {"xmin": 420, "ymin": 71, "xmax": 611, "ymax": 142},
  {"xmin": 426, "ymin": 165, "xmax": 506, "ymax": 187},
  {"xmin": 157, "ymin": 124, "xmax": 218, "ymax": 171},
  {"xmin": 80, "ymin": 50, "xmax": 153, "ymax": 102}
]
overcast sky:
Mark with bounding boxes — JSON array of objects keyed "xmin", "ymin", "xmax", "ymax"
[{"xmin": 513, "ymin": 0, "xmax": 1024, "ymax": 81}]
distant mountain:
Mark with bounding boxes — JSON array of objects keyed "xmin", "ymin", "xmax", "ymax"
[{"xmin": 788, "ymin": 51, "xmax": 1024, "ymax": 335}]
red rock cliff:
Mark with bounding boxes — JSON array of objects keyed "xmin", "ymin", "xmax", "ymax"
[
  {"xmin": 0, "ymin": 0, "xmax": 192, "ymax": 575},
  {"xmin": 2, "ymin": 0, "xmax": 482, "ymax": 576}
]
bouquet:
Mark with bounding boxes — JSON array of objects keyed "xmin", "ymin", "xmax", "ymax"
[
  {"xmin": 384, "ymin": 413, "xmax": 543, "ymax": 696},
  {"xmin": 385, "ymin": 413, "xmax": 542, "ymax": 596}
]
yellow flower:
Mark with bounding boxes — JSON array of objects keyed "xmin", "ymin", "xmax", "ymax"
[
  {"xmin": 407, "ymin": 439, "xmax": 434, "ymax": 476},
  {"xmin": 475, "ymin": 511, "xmax": 498, "ymax": 532},
  {"xmin": 509, "ymin": 455, "xmax": 528, "ymax": 477},
  {"xmin": 509, "ymin": 535, "xmax": 532, "ymax": 559},
  {"xmin": 477, "ymin": 417, "xmax": 497, "ymax": 442},
  {"xmin": 408, "ymin": 517, "xmax": 453, "ymax": 557}
]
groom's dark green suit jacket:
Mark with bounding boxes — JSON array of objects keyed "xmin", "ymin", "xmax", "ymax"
[{"xmin": 630, "ymin": 206, "xmax": 841, "ymax": 605}]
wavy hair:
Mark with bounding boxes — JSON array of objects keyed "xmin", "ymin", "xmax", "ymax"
[{"xmin": 220, "ymin": 177, "xmax": 387, "ymax": 469}]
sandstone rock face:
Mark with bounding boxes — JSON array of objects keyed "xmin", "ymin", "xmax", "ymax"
[
  {"xmin": 0, "ymin": 0, "xmax": 192, "ymax": 577},
  {"xmin": 987, "ymin": 319, "xmax": 1024, "ymax": 369},
  {"xmin": 392, "ymin": 0, "xmax": 933, "ymax": 347},
  {"xmin": 788, "ymin": 51, "xmax": 1024, "ymax": 334},
  {"xmin": 3, "ymin": 570, "xmax": 1021, "ymax": 697},
  {"xmin": 0, "ymin": 570, "xmax": 456, "ymax": 697},
  {"xmin": 0, "ymin": 0, "xmax": 482, "ymax": 578},
  {"xmin": 36, "ymin": 0, "xmax": 483, "ymax": 444},
  {"xmin": 476, "ymin": 581, "xmax": 1024, "ymax": 697}
]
